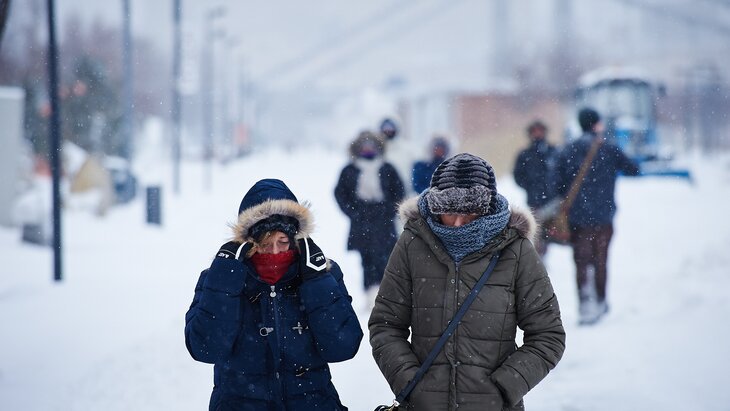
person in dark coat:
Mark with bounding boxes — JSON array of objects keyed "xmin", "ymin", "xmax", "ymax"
[
  {"xmin": 555, "ymin": 108, "xmax": 640, "ymax": 325},
  {"xmin": 369, "ymin": 153, "xmax": 565, "ymax": 411},
  {"xmin": 411, "ymin": 135, "xmax": 450, "ymax": 194},
  {"xmin": 513, "ymin": 120, "xmax": 559, "ymax": 256},
  {"xmin": 185, "ymin": 179, "xmax": 363, "ymax": 411},
  {"xmin": 334, "ymin": 130, "xmax": 405, "ymax": 307}
]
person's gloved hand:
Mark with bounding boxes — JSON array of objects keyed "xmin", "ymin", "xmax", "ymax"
[
  {"xmin": 215, "ymin": 241, "xmax": 251, "ymax": 261},
  {"xmin": 297, "ymin": 237, "xmax": 327, "ymax": 281}
]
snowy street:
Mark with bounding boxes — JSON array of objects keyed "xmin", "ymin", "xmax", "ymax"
[{"xmin": 1, "ymin": 148, "xmax": 730, "ymax": 411}]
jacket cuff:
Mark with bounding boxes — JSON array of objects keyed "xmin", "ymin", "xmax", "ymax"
[
  {"xmin": 203, "ymin": 257, "xmax": 246, "ymax": 295},
  {"xmin": 491, "ymin": 366, "xmax": 528, "ymax": 407}
]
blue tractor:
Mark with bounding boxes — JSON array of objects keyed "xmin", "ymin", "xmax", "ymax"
[{"xmin": 568, "ymin": 67, "xmax": 691, "ymax": 180}]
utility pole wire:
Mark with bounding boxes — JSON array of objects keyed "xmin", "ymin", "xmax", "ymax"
[
  {"xmin": 287, "ymin": 0, "xmax": 466, "ymax": 86},
  {"xmin": 257, "ymin": 0, "xmax": 418, "ymax": 83}
]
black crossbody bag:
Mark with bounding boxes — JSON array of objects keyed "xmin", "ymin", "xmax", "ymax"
[{"xmin": 374, "ymin": 252, "xmax": 501, "ymax": 411}]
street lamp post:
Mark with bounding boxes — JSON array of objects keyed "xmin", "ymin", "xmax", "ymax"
[
  {"xmin": 202, "ymin": 6, "xmax": 225, "ymax": 191},
  {"xmin": 46, "ymin": 0, "xmax": 63, "ymax": 282},
  {"xmin": 121, "ymin": 0, "xmax": 133, "ymax": 160},
  {"xmin": 172, "ymin": 0, "xmax": 182, "ymax": 194}
]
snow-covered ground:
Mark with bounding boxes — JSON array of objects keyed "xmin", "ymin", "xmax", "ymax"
[{"xmin": 1, "ymin": 147, "xmax": 729, "ymax": 411}]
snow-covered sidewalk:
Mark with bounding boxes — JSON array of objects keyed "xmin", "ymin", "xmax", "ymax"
[{"xmin": 1, "ymin": 148, "xmax": 729, "ymax": 410}]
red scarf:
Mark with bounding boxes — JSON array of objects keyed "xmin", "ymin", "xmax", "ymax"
[{"xmin": 250, "ymin": 250, "xmax": 297, "ymax": 285}]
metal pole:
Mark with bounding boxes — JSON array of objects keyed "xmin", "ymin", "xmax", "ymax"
[
  {"xmin": 172, "ymin": 0, "xmax": 182, "ymax": 194},
  {"xmin": 201, "ymin": 7, "xmax": 224, "ymax": 191},
  {"xmin": 202, "ymin": 16, "xmax": 213, "ymax": 191},
  {"xmin": 492, "ymin": 0, "xmax": 510, "ymax": 80},
  {"xmin": 46, "ymin": 0, "xmax": 62, "ymax": 282},
  {"xmin": 121, "ymin": 0, "xmax": 134, "ymax": 160},
  {"xmin": 0, "ymin": 0, "xmax": 11, "ymax": 51}
]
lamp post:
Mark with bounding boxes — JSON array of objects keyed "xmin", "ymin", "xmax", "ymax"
[
  {"xmin": 201, "ymin": 6, "xmax": 225, "ymax": 191},
  {"xmin": 172, "ymin": 0, "xmax": 182, "ymax": 194},
  {"xmin": 121, "ymin": 0, "xmax": 133, "ymax": 160},
  {"xmin": 221, "ymin": 36, "xmax": 240, "ymax": 162},
  {"xmin": 46, "ymin": 0, "xmax": 63, "ymax": 282}
]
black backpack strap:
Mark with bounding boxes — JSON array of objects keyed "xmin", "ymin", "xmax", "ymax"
[{"xmin": 394, "ymin": 252, "xmax": 501, "ymax": 405}]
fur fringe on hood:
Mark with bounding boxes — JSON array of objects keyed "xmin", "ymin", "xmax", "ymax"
[
  {"xmin": 231, "ymin": 199, "xmax": 314, "ymax": 244},
  {"xmin": 349, "ymin": 130, "xmax": 386, "ymax": 159},
  {"xmin": 398, "ymin": 196, "xmax": 537, "ymax": 243}
]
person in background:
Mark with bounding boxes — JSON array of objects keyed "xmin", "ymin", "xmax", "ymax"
[
  {"xmin": 334, "ymin": 130, "xmax": 405, "ymax": 310},
  {"xmin": 513, "ymin": 120, "xmax": 559, "ymax": 256},
  {"xmin": 380, "ymin": 117, "xmax": 415, "ymax": 197},
  {"xmin": 555, "ymin": 108, "xmax": 640, "ymax": 325},
  {"xmin": 369, "ymin": 153, "xmax": 565, "ymax": 411},
  {"xmin": 185, "ymin": 178, "xmax": 363, "ymax": 410},
  {"xmin": 412, "ymin": 135, "xmax": 450, "ymax": 194}
]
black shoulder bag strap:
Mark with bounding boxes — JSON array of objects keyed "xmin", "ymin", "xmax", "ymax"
[{"xmin": 393, "ymin": 251, "xmax": 501, "ymax": 407}]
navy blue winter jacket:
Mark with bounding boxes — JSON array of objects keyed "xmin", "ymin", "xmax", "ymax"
[
  {"xmin": 555, "ymin": 133, "xmax": 640, "ymax": 228},
  {"xmin": 186, "ymin": 255, "xmax": 362, "ymax": 411}
]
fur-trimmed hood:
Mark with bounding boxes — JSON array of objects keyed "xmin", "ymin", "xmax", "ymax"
[
  {"xmin": 398, "ymin": 195, "xmax": 537, "ymax": 243},
  {"xmin": 349, "ymin": 130, "xmax": 386, "ymax": 159},
  {"xmin": 231, "ymin": 198, "xmax": 314, "ymax": 243},
  {"xmin": 231, "ymin": 179, "xmax": 315, "ymax": 244}
]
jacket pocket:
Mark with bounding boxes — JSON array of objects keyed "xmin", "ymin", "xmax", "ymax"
[{"xmin": 213, "ymin": 395, "xmax": 266, "ymax": 411}]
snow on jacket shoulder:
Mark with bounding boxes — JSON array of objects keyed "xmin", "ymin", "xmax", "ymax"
[{"xmin": 369, "ymin": 197, "xmax": 565, "ymax": 411}]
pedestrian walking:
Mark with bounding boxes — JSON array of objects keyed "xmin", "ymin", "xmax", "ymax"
[
  {"xmin": 185, "ymin": 178, "xmax": 363, "ymax": 410},
  {"xmin": 555, "ymin": 108, "xmax": 640, "ymax": 325},
  {"xmin": 334, "ymin": 130, "xmax": 405, "ymax": 309},
  {"xmin": 513, "ymin": 120, "xmax": 559, "ymax": 256},
  {"xmin": 370, "ymin": 153, "xmax": 565, "ymax": 411}
]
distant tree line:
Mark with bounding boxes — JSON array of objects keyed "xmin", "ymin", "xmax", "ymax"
[{"xmin": 0, "ymin": 0, "xmax": 168, "ymax": 159}]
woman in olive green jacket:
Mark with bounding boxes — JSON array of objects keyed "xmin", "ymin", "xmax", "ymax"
[{"xmin": 369, "ymin": 153, "xmax": 565, "ymax": 411}]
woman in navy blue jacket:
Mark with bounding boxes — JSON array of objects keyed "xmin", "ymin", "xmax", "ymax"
[{"xmin": 185, "ymin": 179, "xmax": 363, "ymax": 411}]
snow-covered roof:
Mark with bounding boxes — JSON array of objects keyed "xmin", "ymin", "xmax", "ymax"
[{"xmin": 578, "ymin": 66, "xmax": 653, "ymax": 89}]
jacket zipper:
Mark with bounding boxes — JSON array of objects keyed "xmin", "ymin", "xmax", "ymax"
[
  {"xmin": 452, "ymin": 263, "xmax": 460, "ymax": 409},
  {"xmin": 270, "ymin": 284, "xmax": 285, "ymax": 406}
]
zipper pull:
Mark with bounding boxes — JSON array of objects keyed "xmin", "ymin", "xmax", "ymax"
[
  {"xmin": 269, "ymin": 285, "xmax": 276, "ymax": 298},
  {"xmin": 249, "ymin": 292, "xmax": 262, "ymax": 303}
]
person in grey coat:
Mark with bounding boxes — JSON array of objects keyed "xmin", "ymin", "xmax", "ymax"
[{"xmin": 369, "ymin": 153, "xmax": 565, "ymax": 411}]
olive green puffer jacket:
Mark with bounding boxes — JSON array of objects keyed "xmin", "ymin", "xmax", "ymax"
[{"xmin": 369, "ymin": 197, "xmax": 565, "ymax": 411}]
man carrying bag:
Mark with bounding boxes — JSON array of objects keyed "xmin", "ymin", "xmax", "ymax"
[{"xmin": 555, "ymin": 108, "xmax": 640, "ymax": 325}]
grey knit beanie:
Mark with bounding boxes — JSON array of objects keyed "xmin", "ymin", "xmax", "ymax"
[{"xmin": 425, "ymin": 153, "xmax": 498, "ymax": 215}]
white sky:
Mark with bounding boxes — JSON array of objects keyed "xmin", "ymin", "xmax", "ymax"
[{"xmin": 52, "ymin": 0, "xmax": 730, "ymax": 92}]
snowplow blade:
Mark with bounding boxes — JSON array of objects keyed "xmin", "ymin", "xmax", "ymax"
[{"xmin": 638, "ymin": 161, "xmax": 692, "ymax": 182}]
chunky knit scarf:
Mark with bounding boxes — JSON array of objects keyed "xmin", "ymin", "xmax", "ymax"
[{"xmin": 418, "ymin": 193, "xmax": 511, "ymax": 263}]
